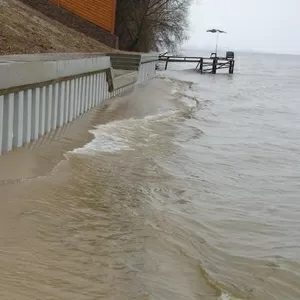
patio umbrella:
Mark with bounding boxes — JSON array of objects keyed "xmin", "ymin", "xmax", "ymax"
[{"xmin": 206, "ymin": 29, "xmax": 227, "ymax": 56}]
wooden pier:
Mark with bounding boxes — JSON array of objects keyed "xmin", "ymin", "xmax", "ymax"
[{"xmin": 159, "ymin": 52, "xmax": 235, "ymax": 74}]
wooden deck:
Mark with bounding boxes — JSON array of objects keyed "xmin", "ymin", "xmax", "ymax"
[{"xmin": 158, "ymin": 55, "xmax": 235, "ymax": 74}]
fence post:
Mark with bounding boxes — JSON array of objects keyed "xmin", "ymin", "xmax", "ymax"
[
  {"xmin": 212, "ymin": 58, "xmax": 217, "ymax": 74},
  {"xmin": 200, "ymin": 58, "xmax": 203, "ymax": 74},
  {"xmin": 165, "ymin": 57, "xmax": 169, "ymax": 70},
  {"xmin": 229, "ymin": 60, "xmax": 235, "ymax": 74}
]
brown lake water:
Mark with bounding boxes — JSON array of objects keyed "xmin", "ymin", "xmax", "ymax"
[{"xmin": 0, "ymin": 53, "xmax": 300, "ymax": 299}]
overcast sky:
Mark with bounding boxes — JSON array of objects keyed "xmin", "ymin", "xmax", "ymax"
[{"xmin": 184, "ymin": 0, "xmax": 300, "ymax": 54}]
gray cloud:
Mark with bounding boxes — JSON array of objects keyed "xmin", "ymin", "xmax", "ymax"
[{"xmin": 184, "ymin": 0, "xmax": 300, "ymax": 54}]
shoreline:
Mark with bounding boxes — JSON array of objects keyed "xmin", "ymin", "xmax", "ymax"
[
  {"xmin": 0, "ymin": 89, "xmax": 135, "ymax": 184},
  {"xmin": 0, "ymin": 53, "xmax": 158, "ymax": 156}
]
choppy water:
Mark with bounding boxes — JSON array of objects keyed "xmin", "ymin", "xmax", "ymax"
[{"xmin": 0, "ymin": 53, "xmax": 300, "ymax": 300}]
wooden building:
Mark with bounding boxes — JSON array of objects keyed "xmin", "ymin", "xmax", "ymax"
[{"xmin": 49, "ymin": 0, "xmax": 117, "ymax": 33}]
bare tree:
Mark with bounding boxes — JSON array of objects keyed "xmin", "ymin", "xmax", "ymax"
[{"xmin": 115, "ymin": 0, "xmax": 191, "ymax": 52}]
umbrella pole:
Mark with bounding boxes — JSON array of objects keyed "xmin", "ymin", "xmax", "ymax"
[{"xmin": 215, "ymin": 32, "xmax": 219, "ymax": 57}]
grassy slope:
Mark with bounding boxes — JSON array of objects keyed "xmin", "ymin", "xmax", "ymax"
[{"xmin": 0, "ymin": 0, "xmax": 115, "ymax": 55}]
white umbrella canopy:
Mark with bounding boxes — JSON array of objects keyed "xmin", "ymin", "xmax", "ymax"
[
  {"xmin": 206, "ymin": 28, "xmax": 227, "ymax": 56},
  {"xmin": 206, "ymin": 29, "xmax": 226, "ymax": 33}
]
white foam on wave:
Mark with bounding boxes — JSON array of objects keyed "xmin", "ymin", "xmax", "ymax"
[
  {"xmin": 179, "ymin": 90, "xmax": 200, "ymax": 108},
  {"xmin": 72, "ymin": 75, "xmax": 201, "ymax": 155},
  {"xmin": 220, "ymin": 294, "xmax": 231, "ymax": 300},
  {"xmin": 219, "ymin": 293, "xmax": 243, "ymax": 300},
  {"xmin": 72, "ymin": 109, "xmax": 178, "ymax": 155},
  {"xmin": 220, "ymin": 293, "xmax": 233, "ymax": 300},
  {"xmin": 167, "ymin": 78, "xmax": 200, "ymax": 109},
  {"xmin": 72, "ymin": 119, "xmax": 135, "ymax": 154}
]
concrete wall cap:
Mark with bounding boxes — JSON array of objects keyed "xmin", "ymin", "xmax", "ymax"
[{"xmin": 0, "ymin": 55, "xmax": 111, "ymax": 90}]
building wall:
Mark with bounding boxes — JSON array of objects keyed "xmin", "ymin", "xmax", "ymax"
[{"xmin": 49, "ymin": 0, "xmax": 116, "ymax": 33}]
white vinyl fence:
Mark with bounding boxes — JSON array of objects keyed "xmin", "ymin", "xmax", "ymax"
[{"xmin": 0, "ymin": 53, "xmax": 158, "ymax": 154}]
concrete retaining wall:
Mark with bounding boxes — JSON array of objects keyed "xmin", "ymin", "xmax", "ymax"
[
  {"xmin": 138, "ymin": 53, "xmax": 158, "ymax": 84},
  {"xmin": 0, "ymin": 53, "xmax": 158, "ymax": 154},
  {"xmin": 108, "ymin": 53, "xmax": 141, "ymax": 71}
]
